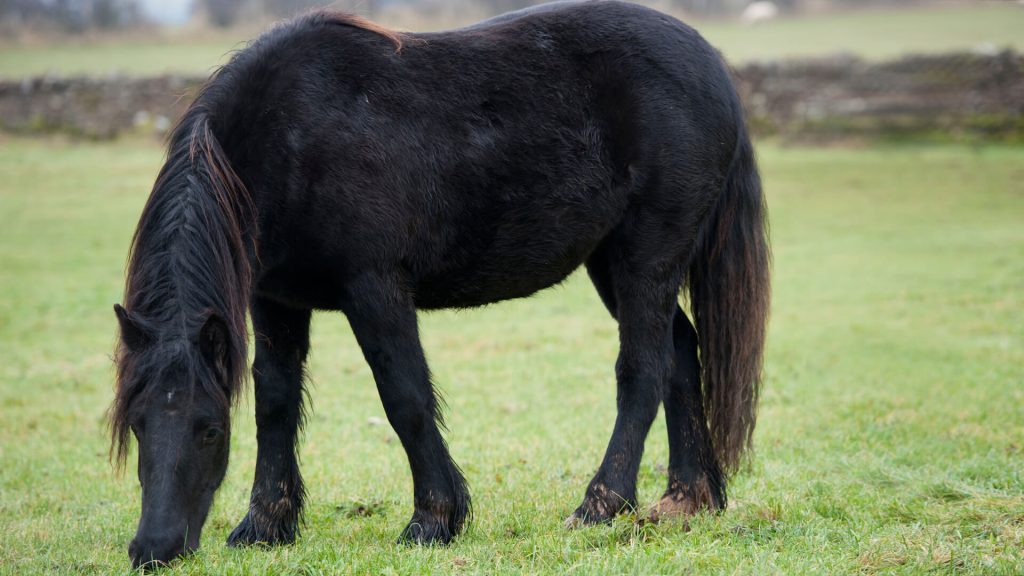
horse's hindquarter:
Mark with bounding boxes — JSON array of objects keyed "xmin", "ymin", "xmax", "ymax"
[{"xmin": 245, "ymin": 2, "xmax": 734, "ymax": 311}]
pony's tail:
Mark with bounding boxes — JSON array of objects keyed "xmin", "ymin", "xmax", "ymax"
[{"xmin": 686, "ymin": 115, "xmax": 770, "ymax": 476}]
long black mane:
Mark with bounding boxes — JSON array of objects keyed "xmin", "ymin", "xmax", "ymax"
[{"xmin": 110, "ymin": 106, "xmax": 254, "ymax": 467}]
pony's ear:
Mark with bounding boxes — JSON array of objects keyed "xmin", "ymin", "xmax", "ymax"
[
  {"xmin": 198, "ymin": 312, "xmax": 231, "ymax": 384},
  {"xmin": 114, "ymin": 304, "xmax": 149, "ymax": 351}
]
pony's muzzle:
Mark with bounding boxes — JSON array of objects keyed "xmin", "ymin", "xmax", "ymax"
[{"xmin": 128, "ymin": 531, "xmax": 196, "ymax": 571}]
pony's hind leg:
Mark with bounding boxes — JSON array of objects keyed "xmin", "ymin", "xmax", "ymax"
[
  {"xmin": 567, "ymin": 244, "xmax": 680, "ymax": 525},
  {"xmin": 342, "ymin": 273, "xmax": 470, "ymax": 545},
  {"xmin": 650, "ymin": 306, "xmax": 724, "ymax": 522},
  {"xmin": 228, "ymin": 298, "xmax": 311, "ymax": 546}
]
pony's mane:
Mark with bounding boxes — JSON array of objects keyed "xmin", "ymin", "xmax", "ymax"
[
  {"xmin": 110, "ymin": 99, "xmax": 254, "ymax": 468},
  {"xmin": 108, "ymin": 9, "xmax": 400, "ymax": 468}
]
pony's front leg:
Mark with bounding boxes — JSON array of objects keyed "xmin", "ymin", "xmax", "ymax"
[
  {"xmin": 343, "ymin": 274, "xmax": 470, "ymax": 545},
  {"xmin": 228, "ymin": 298, "xmax": 311, "ymax": 547}
]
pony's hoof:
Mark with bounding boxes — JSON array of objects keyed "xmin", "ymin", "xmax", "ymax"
[
  {"xmin": 226, "ymin": 513, "xmax": 296, "ymax": 547},
  {"xmin": 563, "ymin": 510, "xmax": 590, "ymax": 529},
  {"xmin": 397, "ymin": 512, "xmax": 455, "ymax": 545},
  {"xmin": 565, "ymin": 482, "xmax": 632, "ymax": 528},
  {"xmin": 647, "ymin": 494, "xmax": 697, "ymax": 526},
  {"xmin": 563, "ymin": 505, "xmax": 613, "ymax": 529},
  {"xmin": 569, "ymin": 481, "xmax": 630, "ymax": 528},
  {"xmin": 647, "ymin": 479, "xmax": 719, "ymax": 524}
]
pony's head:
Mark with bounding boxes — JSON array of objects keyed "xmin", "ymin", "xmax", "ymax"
[
  {"xmin": 108, "ymin": 96, "xmax": 253, "ymax": 568},
  {"xmin": 111, "ymin": 304, "xmax": 237, "ymax": 569}
]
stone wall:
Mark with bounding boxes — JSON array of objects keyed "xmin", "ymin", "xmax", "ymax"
[
  {"xmin": 0, "ymin": 75, "xmax": 202, "ymax": 139},
  {"xmin": 1, "ymin": 51, "xmax": 1022, "ymax": 141},
  {"xmin": 737, "ymin": 51, "xmax": 1024, "ymax": 141}
]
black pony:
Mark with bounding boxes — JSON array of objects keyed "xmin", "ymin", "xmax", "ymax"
[{"xmin": 110, "ymin": 1, "xmax": 770, "ymax": 569}]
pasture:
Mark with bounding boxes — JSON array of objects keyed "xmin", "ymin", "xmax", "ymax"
[
  {"xmin": 1, "ymin": 3, "xmax": 1023, "ymax": 78},
  {"xmin": 0, "ymin": 136, "xmax": 1021, "ymax": 574}
]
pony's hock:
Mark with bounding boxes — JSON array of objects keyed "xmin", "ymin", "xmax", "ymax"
[{"xmin": 110, "ymin": 1, "xmax": 770, "ymax": 568}]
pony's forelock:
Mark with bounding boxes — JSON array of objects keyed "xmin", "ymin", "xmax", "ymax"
[{"xmin": 110, "ymin": 337, "xmax": 233, "ymax": 471}]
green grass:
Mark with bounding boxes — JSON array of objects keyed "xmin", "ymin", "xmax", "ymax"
[
  {"xmin": 1, "ymin": 4, "xmax": 1023, "ymax": 78},
  {"xmin": 0, "ymin": 38, "xmax": 250, "ymax": 80},
  {"xmin": 1, "ymin": 137, "xmax": 1022, "ymax": 574},
  {"xmin": 700, "ymin": 3, "xmax": 1024, "ymax": 63}
]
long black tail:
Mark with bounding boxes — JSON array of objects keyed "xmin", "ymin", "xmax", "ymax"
[{"xmin": 686, "ymin": 116, "xmax": 771, "ymax": 475}]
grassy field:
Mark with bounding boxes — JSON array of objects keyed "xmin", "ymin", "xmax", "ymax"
[
  {"xmin": 0, "ymin": 136, "xmax": 1021, "ymax": 574},
  {"xmin": 1, "ymin": 3, "xmax": 1023, "ymax": 78}
]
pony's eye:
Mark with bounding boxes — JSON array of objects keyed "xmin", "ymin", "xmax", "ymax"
[{"xmin": 202, "ymin": 427, "xmax": 224, "ymax": 445}]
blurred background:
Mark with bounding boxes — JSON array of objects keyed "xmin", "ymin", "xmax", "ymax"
[
  {"xmin": 1, "ymin": 0, "xmax": 1022, "ymax": 141},
  {"xmin": 1, "ymin": 2, "xmax": 1022, "ymax": 573}
]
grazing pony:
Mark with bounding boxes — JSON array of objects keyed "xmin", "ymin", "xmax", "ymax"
[{"xmin": 110, "ymin": 0, "xmax": 769, "ymax": 569}]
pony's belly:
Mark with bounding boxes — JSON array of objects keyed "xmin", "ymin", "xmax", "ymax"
[
  {"xmin": 412, "ymin": 231, "xmax": 603, "ymax": 309},
  {"xmin": 255, "ymin": 262, "xmax": 348, "ymax": 311},
  {"xmin": 412, "ymin": 190, "xmax": 625, "ymax": 309},
  {"xmin": 257, "ymin": 251, "xmax": 583, "ymax": 312},
  {"xmin": 413, "ymin": 260, "xmax": 581, "ymax": 309}
]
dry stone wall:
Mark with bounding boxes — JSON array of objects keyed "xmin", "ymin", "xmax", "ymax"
[
  {"xmin": 0, "ymin": 74, "xmax": 201, "ymax": 138},
  {"xmin": 1, "ymin": 51, "xmax": 1022, "ymax": 141},
  {"xmin": 738, "ymin": 51, "xmax": 1024, "ymax": 141}
]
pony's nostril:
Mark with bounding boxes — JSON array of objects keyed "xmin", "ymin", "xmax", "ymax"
[
  {"xmin": 128, "ymin": 539, "xmax": 141, "ymax": 567},
  {"xmin": 128, "ymin": 537, "xmax": 186, "ymax": 571}
]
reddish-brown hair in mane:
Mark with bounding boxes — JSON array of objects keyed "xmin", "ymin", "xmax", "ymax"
[{"xmin": 322, "ymin": 12, "xmax": 408, "ymax": 52}]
